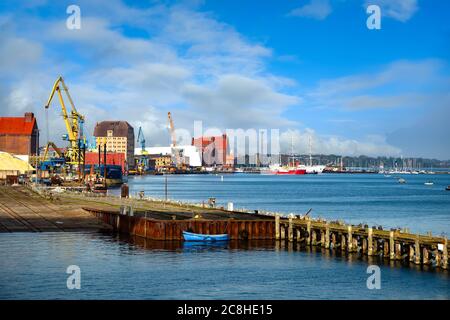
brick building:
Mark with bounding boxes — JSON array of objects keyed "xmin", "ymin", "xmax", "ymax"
[
  {"xmin": 192, "ymin": 134, "xmax": 228, "ymax": 166},
  {"xmin": 93, "ymin": 121, "xmax": 135, "ymax": 168},
  {"xmin": 0, "ymin": 112, "xmax": 39, "ymax": 156}
]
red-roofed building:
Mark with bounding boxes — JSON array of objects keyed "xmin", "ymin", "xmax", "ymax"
[{"xmin": 0, "ymin": 112, "xmax": 39, "ymax": 156}]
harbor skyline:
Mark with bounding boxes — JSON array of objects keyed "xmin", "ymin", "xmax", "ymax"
[
  {"xmin": 0, "ymin": 0, "xmax": 449, "ymax": 159},
  {"xmin": 0, "ymin": 0, "xmax": 449, "ymax": 307}
]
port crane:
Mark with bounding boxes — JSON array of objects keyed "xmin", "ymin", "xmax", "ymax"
[
  {"xmin": 167, "ymin": 112, "xmax": 184, "ymax": 169},
  {"xmin": 44, "ymin": 76, "xmax": 85, "ymax": 165},
  {"xmin": 137, "ymin": 126, "xmax": 147, "ymax": 154},
  {"xmin": 136, "ymin": 126, "xmax": 149, "ymax": 173}
]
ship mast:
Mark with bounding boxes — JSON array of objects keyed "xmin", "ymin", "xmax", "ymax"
[{"xmin": 309, "ymin": 135, "xmax": 312, "ymax": 167}]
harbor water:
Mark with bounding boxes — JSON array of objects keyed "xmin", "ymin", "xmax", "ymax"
[
  {"xmin": 1, "ymin": 173, "xmax": 449, "ymax": 299},
  {"xmin": 119, "ymin": 173, "xmax": 450, "ymax": 235}
]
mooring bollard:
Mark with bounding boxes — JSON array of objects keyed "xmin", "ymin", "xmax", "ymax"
[{"xmin": 275, "ymin": 215, "xmax": 280, "ymax": 240}]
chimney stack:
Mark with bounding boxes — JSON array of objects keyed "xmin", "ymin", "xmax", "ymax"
[{"xmin": 24, "ymin": 112, "xmax": 34, "ymax": 122}]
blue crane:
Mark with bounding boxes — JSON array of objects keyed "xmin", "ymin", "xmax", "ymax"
[{"xmin": 137, "ymin": 126, "xmax": 146, "ymax": 153}]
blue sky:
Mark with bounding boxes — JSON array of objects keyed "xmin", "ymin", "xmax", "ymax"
[{"xmin": 0, "ymin": 0, "xmax": 449, "ymax": 159}]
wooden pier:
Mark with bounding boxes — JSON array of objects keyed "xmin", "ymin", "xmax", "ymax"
[
  {"xmin": 86, "ymin": 207, "xmax": 275, "ymax": 240},
  {"xmin": 1, "ymin": 185, "xmax": 448, "ymax": 271},
  {"xmin": 275, "ymin": 215, "xmax": 448, "ymax": 269}
]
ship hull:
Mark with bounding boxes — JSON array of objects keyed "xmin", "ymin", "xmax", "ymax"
[{"xmin": 275, "ymin": 169, "xmax": 307, "ymax": 175}]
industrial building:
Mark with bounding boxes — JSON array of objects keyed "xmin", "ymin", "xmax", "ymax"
[
  {"xmin": 0, "ymin": 112, "xmax": 39, "ymax": 162},
  {"xmin": 94, "ymin": 121, "xmax": 135, "ymax": 168},
  {"xmin": 192, "ymin": 134, "xmax": 228, "ymax": 166},
  {"xmin": 134, "ymin": 146, "xmax": 202, "ymax": 167}
]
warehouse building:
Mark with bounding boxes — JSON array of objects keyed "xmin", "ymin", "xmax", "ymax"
[
  {"xmin": 134, "ymin": 146, "xmax": 202, "ymax": 167},
  {"xmin": 192, "ymin": 134, "xmax": 228, "ymax": 166},
  {"xmin": 93, "ymin": 121, "xmax": 135, "ymax": 168},
  {"xmin": 0, "ymin": 112, "xmax": 39, "ymax": 162}
]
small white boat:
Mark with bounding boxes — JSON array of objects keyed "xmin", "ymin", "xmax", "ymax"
[
  {"xmin": 424, "ymin": 181, "xmax": 434, "ymax": 186},
  {"xmin": 398, "ymin": 178, "xmax": 406, "ymax": 184}
]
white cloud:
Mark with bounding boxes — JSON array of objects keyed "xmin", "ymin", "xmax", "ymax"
[
  {"xmin": 280, "ymin": 129, "xmax": 401, "ymax": 157},
  {"xmin": 364, "ymin": 0, "xmax": 418, "ymax": 22},
  {"xmin": 289, "ymin": 0, "xmax": 332, "ymax": 20},
  {"xmin": 309, "ymin": 59, "xmax": 448, "ymax": 110},
  {"xmin": 182, "ymin": 74, "xmax": 300, "ymax": 128}
]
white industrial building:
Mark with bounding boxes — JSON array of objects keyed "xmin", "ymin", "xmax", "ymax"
[{"xmin": 135, "ymin": 145, "xmax": 202, "ymax": 167}]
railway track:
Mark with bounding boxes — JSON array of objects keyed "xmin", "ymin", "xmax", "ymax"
[{"xmin": 0, "ymin": 187, "xmax": 65, "ymax": 231}]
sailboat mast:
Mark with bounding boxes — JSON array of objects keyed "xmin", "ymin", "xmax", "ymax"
[{"xmin": 309, "ymin": 135, "xmax": 312, "ymax": 167}]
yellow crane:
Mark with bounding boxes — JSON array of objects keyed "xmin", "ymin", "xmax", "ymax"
[{"xmin": 44, "ymin": 76, "xmax": 85, "ymax": 164}]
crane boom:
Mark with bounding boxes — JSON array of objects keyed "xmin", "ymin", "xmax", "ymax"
[
  {"xmin": 167, "ymin": 112, "xmax": 177, "ymax": 147},
  {"xmin": 44, "ymin": 76, "xmax": 85, "ymax": 164},
  {"xmin": 167, "ymin": 112, "xmax": 183, "ymax": 168},
  {"xmin": 137, "ymin": 126, "xmax": 146, "ymax": 152}
]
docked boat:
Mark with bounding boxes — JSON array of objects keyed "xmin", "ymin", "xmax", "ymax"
[
  {"xmin": 85, "ymin": 164, "xmax": 124, "ymax": 186},
  {"xmin": 182, "ymin": 231, "xmax": 229, "ymax": 242},
  {"xmin": 300, "ymin": 164, "xmax": 326, "ymax": 174},
  {"xmin": 263, "ymin": 164, "xmax": 307, "ymax": 175}
]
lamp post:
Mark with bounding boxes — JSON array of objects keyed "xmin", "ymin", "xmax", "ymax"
[{"xmin": 35, "ymin": 129, "xmax": 40, "ymax": 186}]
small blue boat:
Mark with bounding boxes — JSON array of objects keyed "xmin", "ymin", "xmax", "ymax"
[{"xmin": 182, "ymin": 231, "xmax": 229, "ymax": 242}]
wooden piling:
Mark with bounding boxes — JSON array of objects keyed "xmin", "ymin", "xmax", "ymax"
[
  {"xmin": 389, "ymin": 231, "xmax": 395, "ymax": 260},
  {"xmin": 275, "ymin": 215, "xmax": 280, "ymax": 240},
  {"xmin": 347, "ymin": 226, "xmax": 353, "ymax": 252},
  {"xmin": 368, "ymin": 227, "xmax": 374, "ymax": 256},
  {"xmin": 414, "ymin": 236, "xmax": 421, "ymax": 264},
  {"xmin": 288, "ymin": 217, "xmax": 293, "ymax": 242},
  {"xmin": 423, "ymin": 247, "xmax": 430, "ymax": 265},
  {"xmin": 280, "ymin": 223, "xmax": 285, "ymax": 241},
  {"xmin": 320, "ymin": 230, "xmax": 325, "ymax": 247},
  {"xmin": 311, "ymin": 230, "xmax": 317, "ymax": 246},
  {"xmin": 443, "ymin": 238, "xmax": 448, "ymax": 269},
  {"xmin": 325, "ymin": 222, "xmax": 330, "ymax": 249},
  {"xmin": 331, "ymin": 233, "xmax": 336, "ymax": 249},
  {"xmin": 383, "ymin": 241, "xmax": 389, "ymax": 258},
  {"xmin": 395, "ymin": 243, "xmax": 402, "ymax": 260},
  {"xmin": 340, "ymin": 233, "xmax": 346, "ymax": 251},
  {"xmin": 409, "ymin": 245, "xmax": 415, "ymax": 262},
  {"xmin": 306, "ymin": 220, "xmax": 311, "ymax": 246}
]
